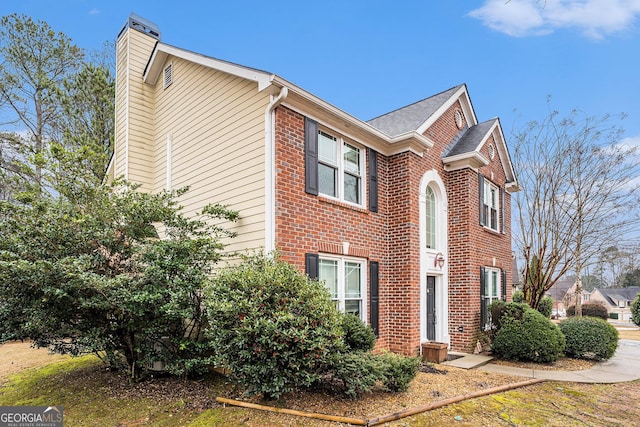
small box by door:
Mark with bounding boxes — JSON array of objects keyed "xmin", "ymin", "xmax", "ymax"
[{"xmin": 421, "ymin": 342, "xmax": 448, "ymax": 363}]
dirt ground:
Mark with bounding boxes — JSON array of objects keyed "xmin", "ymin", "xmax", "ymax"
[{"xmin": 0, "ymin": 341, "xmax": 69, "ymax": 384}]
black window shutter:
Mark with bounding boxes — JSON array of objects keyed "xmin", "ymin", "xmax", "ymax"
[
  {"xmin": 304, "ymin": 117, "xmax": 319, "ymax": 195},
  {"xmin": 305, "ymin": 253, "xmax": 319, "ymax": 280},
  {"xmin": 500, "ymin": 188, "xmax": 506, "ymax": 234},
  {"xmin": 480, "ymin": 266, "xmax": 487, "ymax": 329},
  {"xmin": 369, "ymin": 261, "xmax": 380, "ymax": 337},
  {"xmin": 368, "ymin": 148, "xmax": 379, "ymax": 213},
  {"xmin": 501, "ymin": 268, "xmax": 507, "ymax": 301},
  {"xmin": 478, "ymin": 173, "xmax": 486, "ymax": 226}
]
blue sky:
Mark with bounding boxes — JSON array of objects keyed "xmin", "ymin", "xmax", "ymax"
[{"xmin": 3, "ymin": 0, "xmax": 640, "ymax": 145}]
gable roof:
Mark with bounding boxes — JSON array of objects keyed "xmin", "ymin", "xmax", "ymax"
[
  {"xmin": 140, "ymin": 35, "xmax": 517, "ymax": 185},
  {"xmin": 366, "ymin": 85, "xmax": 467, "ymax": 137},
  {"xmin": 593, "ymin": 287, "xmax": 640, "ymax": 306},
  {"xmin": 546, "ymin": 278, "xmax": 575, "ymax": 300}
]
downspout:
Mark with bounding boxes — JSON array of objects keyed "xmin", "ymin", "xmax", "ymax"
[{"xmin": 264, "ymin": 86, "xmax": 289, "ymax": 252}]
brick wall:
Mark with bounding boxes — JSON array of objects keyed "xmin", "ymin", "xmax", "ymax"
[{"xmin": 274, "ymin": 100, "xmax": 514, "ymax": 355}]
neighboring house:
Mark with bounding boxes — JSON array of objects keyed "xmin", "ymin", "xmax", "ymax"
[
  {"xmin": 108, "ymin": 14, "xmax": 519, "ymax": 354},
  {"xmin": 589, "ymin": 287, "xmax": 640, "ymax": 322},
  {"xmin": 546, "ymin": 278, "xmax": 575, "ymax": 316}
]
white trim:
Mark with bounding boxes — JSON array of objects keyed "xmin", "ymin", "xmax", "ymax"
[
  {"xmin": 317, "ymin": 126, "xmax": 367, "ymax": 208},
  {"xmin": 318, "ymin": 254, "xmax": 368, "ymax": 323},
  {"xmin": 145, "ymin": 43, "xmax": 273, "ymax": 92},
  {"xmin": 264, "ymin": 87, "xmax": 288, "ymax": 252},
  {"xmin": 419, "ymin": 170, "xmax": 450, "ymax": 345},
  {"xmin": 416, "ymin": 85, "xmax": 477, "ymax": 135}
]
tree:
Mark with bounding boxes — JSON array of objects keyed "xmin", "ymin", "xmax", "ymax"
[
  {"xmin": 48, "ymin": 63, "xmax": 115, "ymax": 195},
  {"xmin": 0, "ymin": 181, "xmax": 239, "ymax": 381},
  {"xmin": 0, "ymin": 14, "xmax": 84, "ymax": 197},
  {"xmin": 512, "ymin": 106, "xmax": 640, "ymax": 314},
  {"xmin": 621, "ymin": 268, "xmax": 640, "ymax": 288}
]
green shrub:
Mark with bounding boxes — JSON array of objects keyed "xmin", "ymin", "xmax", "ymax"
[
  {"xmin": 559, "ymin": 317, "xmax": 618, "ymax": 360},
  {"xmin": 491, "ymin": 308, "xmax": 566, "ymax": 363},
  {"xmin": 537, "ymin": 296, "xmax": 554, "ymax": 318},
  {"xmin": 376, "ymin": 351, "xmax": 420, "ymax": 392},
  {"xmin": 489, "ymin": 301, "xmax": 529, "ymax": 333},
  {"xmin": 205, "ymin": 253, "xmax": 344, "ymax": 400},
  {"xmin": 341, "ymin": 312, "xmax": 376, "ymax": 352},
  {"xmin": 566, "ymin": 302, "xmax": 608, "ymax": 319},
  {"xmin": 632, "ymin": 295, "xmax": 640, "ymax": 327},
  {"xmin": 512, "ymin": 290, "xmax": 524, "ymax": 303},
  {"xmin": 325, "ymin": 351, "xmax": 419, "ymax": 398}
]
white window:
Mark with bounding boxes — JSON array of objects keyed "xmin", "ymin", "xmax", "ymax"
[
  {"xmin": 425, "ymin": 186, "xmax": 436, "ymax": 249},
  {"xmin": 319, "ymin": 256, "xmax": 366, "ymax": 321},
  {"xmin": 483, "ymin": 180, "xmax": 500, "ymax": 232},
  {"xmin": 482, "ymin": 267, "xmax": 502, "ymax": 330},
  {"xmin": 318, "ymin": 130, "xmax": 364, "ymax": 205}
]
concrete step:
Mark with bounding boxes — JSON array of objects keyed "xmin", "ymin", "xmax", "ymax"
[{"xmin": 441, "ymin": 352, "xmax": 494, "ymax": 369}]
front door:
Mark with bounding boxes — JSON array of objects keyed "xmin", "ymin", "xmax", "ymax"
[{"xmin": 426, "ymin": 275, "xmax": 436, "ymax": 340}]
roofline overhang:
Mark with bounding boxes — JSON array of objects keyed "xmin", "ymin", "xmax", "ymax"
[
  {"xmin": 417, "ymin": 84, "xmax": 478, "ymax": 134},
  {"xmin": 142, "ymin": 44, "xmax": 436, "ymax": 156},
  {"xmin": 144, "ymin": 43, "xmax": 273, "ymax": 92},
  {"xmin": 270, "ymin": 75, "xmax": 435, "ymax": 156},
  {"xmin": 442, "ymin": 151, "xmax": 490, "ymax": 172}
]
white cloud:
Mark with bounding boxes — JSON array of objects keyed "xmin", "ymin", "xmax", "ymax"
[
  {"xmin": 89, "ymin": 8, "xmax": 100, "ymax": 15},
  {"xmin": 469, "ymin": 0, "xmax": 640, "ymax": 39}
]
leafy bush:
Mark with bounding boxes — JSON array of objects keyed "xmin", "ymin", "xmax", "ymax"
[
  {"xmin": 566, "ymin": 302, "xmax": 608, "ymax": 319},
  {"xmin": 0, "ymin": 182, "xmax": 238, "ymax": 380},
  {"xmin": 559, "ymin": 317, "xmax": 618, "ymax": 360},
  {"xmin": 376, "ymin": 352, "xmax": 420, "ymax": 392},
  {"xmin": 324, "ymin": 351, "xmax": 420, "ymax": 399},
  {"xmin": 205, "ymin": 253, "xmax": 344, "ymax": 400},
  {"xmin": 632, "ymin": 295, "xmax": 640, "ymax": 327},
  {"xmin": 491, "ymin": 308, "xmax": 566, "ymax": 363},
  {"xmin": 341, "ymin": 313, "xmax": 376, "ymax": 352},
  {"xmin": 512, "ymin": 290, "xmax": 524, "ymax": 303},
  {"xmin": 489, "ymin": 301, "xmax": 529, "ymax": 333},
  {"xmin": 537, "ymin": 296, "xmax": 554, "ymax": 318}
]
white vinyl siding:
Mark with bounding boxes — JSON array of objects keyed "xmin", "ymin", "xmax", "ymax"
[{"xmin": 151, "ymin": 58, "xmax": 269, "ymax": 255}]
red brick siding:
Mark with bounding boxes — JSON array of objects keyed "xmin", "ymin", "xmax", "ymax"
[{"xmin": 274, "ymin": 99, "xmax": 514, "ymax": 354}]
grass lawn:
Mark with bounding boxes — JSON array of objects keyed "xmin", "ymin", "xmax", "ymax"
[{"xmin": 1, "ymin": 332, "xmax": 639, "ymax": 426}]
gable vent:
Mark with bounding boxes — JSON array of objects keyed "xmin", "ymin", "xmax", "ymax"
[{"xmin": 163, "ymin": 63, "xmax": 173, "ymax": 89}]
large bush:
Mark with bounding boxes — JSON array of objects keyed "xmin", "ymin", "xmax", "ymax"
[
  {"xmin": 324, "ymin": 351, "xmax": 420, "ymax": 399},
  {"xmin": 341, "ymin": 312, "xmax": 376, "ymax": 352},
  {"xmin": 632, "ymin": 295, "xmax": 640, "ymax": 327},
  {"xmin": 0, "ymin": 182, "xmax": 238, "ymax": 380},
  {"xmin": 566, "ymin": 302, "xmax": 608, "ymax": 319},
  {"xmin": 537, "ymin": 296, "xmax": 554, "ymax": 318},
  {"xmin": 205, "ymin": 253, "xmax": 344, "ymax": 400},
  {"xmin": 559, "ymin": 317, "xmax": 618, "ymax": 360},
  {"xmin": 489, "ymin": 301, "xmax": 529, "ymax": 334},
  {"xmin": 491, "ymin": 308, "xmax": 566, "ymax": 363}
]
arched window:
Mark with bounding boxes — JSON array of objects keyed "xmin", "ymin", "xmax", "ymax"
[{"xmin": 425, "ymin": 186, "xmax": 436, "ymax": 249}]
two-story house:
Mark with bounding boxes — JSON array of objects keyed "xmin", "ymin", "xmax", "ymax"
[{"xmin": 108, "ymin": 14, "xmax": 518, "ymax": 354}]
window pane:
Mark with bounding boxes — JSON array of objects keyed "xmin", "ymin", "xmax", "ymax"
[
  {"xmin": 344, "ymin": 173, "xmax": 360, "ymax": 203},
  {"xmin": 344, "ymin": 262, "xmax": 361, "ymax": 298},
  {"xmin": 319, "ymin": 163, "xmax": 337, "ymax": 197},
  {"xmin": 345, "ymin": 300, "xmax": 361, "ymax": 317},
  {"xmin": 491, "ymin": 271, "xmax": 498, "ymax": 297},
  {"xmin": 319, "ymin": 259, "xmax": 338, "ymax": 299},
  {"xmin": 343, "ymin": 143, "xmax": 360, "ymax": 175},
  {"xmin": 318, "ymin": 131, "xmax": 337, "ymax": 165},
  {"xmin": 426, "ymin": 187, "xmax": 436, "ymax": 249}
]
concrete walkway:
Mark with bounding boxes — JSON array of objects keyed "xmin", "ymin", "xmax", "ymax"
[{"xmin": 475, "ymin": 340, "xmax": 640, "ymax": 383}]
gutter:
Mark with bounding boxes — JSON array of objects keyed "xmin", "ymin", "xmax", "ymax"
[{"xmin": 264, "ymin": 86, "xmax": 289, "ymax": 252}]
